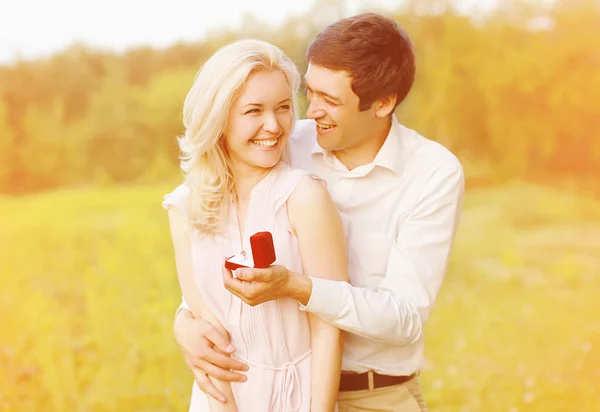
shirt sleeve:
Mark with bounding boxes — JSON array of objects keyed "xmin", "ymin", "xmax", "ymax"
[
  {"xmin": 162, "ymin": 184, "xmax": 190, "ymax": 216},
  {"xmin": 300, "ymin": 166, "xmax": 464, "ymax": 345}
]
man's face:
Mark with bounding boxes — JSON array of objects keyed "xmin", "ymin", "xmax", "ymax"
[{"xmin": 304, "ymin": 63, "xmax": 378, "ymax": 153}]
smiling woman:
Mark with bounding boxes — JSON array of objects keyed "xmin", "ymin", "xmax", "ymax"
[
  {"xmin": 176, "ymin": 39, "xmax": 301, "ymax": 234},
  {"xmin": 225, "ymin": 70, "xmax": 293, "ymax": 169},
  {"xmin": 161, "ymin": 39, "xmax": 348, "ymax": 412}
]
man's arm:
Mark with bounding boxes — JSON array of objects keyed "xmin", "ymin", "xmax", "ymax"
[
  {"xmin": 173, "ymin": 297, "xmax": 248, "ymax": 384},
  {"xmin": 296, "ymin": 166, "xmax": 464, "ymax": 345},
  {"xmin": 173, "ymin": 307, "xmax": 249, "ymax": 403}
]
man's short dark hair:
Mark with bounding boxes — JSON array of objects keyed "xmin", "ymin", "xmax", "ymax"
[{"xmin": 306, "ymin": 13, "xmax": 416, "ymax": 111}]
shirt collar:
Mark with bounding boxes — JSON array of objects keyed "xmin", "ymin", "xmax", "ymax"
[{"xmin": 311, "ymin": 115, "xmax": 404, "ymax": 177}]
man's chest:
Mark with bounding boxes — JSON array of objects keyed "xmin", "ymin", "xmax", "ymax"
[
  {"xmin": 311, "ymin": 160, "xmax": 416, "ymax": 235},
  {"xmin": 309, "ymin": 153, "xmax": 440, "ymax": 282}
]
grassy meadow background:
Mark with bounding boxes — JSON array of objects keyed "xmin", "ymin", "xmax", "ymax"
[{"xmin": 1, "ymin": 0, "xmax": 600, "ymax": 410}]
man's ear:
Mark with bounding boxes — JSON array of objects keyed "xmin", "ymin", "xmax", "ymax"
[{"xmin": 374, "ymin": 95, "xmax": 398, "ymax": 118}]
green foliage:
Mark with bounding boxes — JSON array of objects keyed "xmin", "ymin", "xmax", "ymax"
[
  {"xmin": 2, "ymin": 182, "xmax": 599, "ymax": 410},
  {"xmin": 0, "ymin": 0, "xmax": 599, "ymax": 194},
  {"xmin": 0, "ymin": 184, "xmax": 189, "ymax": 411}
]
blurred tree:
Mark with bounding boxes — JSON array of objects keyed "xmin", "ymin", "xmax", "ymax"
[
  {"xmin": 19, "ymin": 100, "xmax": 68, "ymax": 190},
  {"xmin": 0, "ymin": 98, "xmax": 15, "ymax": 189},
  {"xmin": 75, "ymin": 63, "xmax": 152, "ymax": 184},
  {"xmin": 136, "ymin": 67, "xmax": 197, "ymax": 182},
  {"xmin": 0, "ymin": 0, "xmax": 598, "ymax": 194},
  {"xmin": 122, "ymin": 46, "xmax": 162, "ymax": 87}
]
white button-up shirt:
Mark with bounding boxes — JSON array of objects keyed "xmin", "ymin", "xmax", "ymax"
[
  {"xmin": 179, "ymin": 115, "xmax": 464, "ymax": 376},
  {"xmin": 287, "ymin": 116, "xmax": 464, "ymax": 375}
]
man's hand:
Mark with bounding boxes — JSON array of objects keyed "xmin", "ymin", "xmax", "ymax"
[
  {"xmin": 222, "ymin": 264, "xmax": 313, "ymax": 306},
  {"xmin": 174, "ymin": 309, "xmax": 248, "ymax": 402}
]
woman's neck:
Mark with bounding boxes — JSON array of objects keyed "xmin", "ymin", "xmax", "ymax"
[{"xmin": 231, "ymin": 163, "xmax": 272, "ymax": 203}]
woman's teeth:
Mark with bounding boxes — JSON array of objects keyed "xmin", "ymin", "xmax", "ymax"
[
  {"xmin": 251, "ymin": 138, "xmax": 278, "ymax": 148},
  {"xmin": 318, "ymin": 124, "xmax": 334, "ymax": 131}
]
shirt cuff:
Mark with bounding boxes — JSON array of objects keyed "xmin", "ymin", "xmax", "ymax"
[{"xmin": 298, "ymin": 277, "xmax": 345, "ymax": 320}]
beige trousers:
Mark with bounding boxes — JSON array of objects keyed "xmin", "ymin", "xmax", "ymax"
[{"xmin": 337, "ymin": 375, "xmax": 428, "ymax": 412}]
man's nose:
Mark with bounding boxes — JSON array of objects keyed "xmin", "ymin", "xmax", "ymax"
[{"xmin": 306, "ymin": 99, "xmax": 326, "ymax": 120}]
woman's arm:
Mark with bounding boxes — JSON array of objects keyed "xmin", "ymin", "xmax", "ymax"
[
  {"xmin": 166, "ymin": 206, "xmax": 238, "ymax": 412},
  {"xmin": 288, "ymin": 176, "xmax": 348, "ymax": 412}
]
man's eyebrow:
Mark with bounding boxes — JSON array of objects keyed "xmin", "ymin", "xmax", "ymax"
[{"xmin": 304, "ymin": 80, "xmax": 345, "ymax": 104}]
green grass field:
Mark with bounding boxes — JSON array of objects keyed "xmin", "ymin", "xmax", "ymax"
[{"xmin": 1, "ymin": 182, "xmax": 599, "ymax": 411}]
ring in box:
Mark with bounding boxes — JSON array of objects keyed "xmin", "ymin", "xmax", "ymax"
[{"xmin": 225, "ymin": 231, "xmax": 276, "ymax": 271}]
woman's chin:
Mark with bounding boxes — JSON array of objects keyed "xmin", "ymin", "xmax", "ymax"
[
  {"xmin": 255, "ymin": 157, "xmax": 281, "ymax": 169},
  {"xmin": 250, "ymin": 151, "xmax": 283, "ymax": 169}
]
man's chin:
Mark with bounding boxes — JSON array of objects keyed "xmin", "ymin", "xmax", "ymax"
[{"xmin": 316, "ymin": 134, "xmax": 340, "ymax": 152}]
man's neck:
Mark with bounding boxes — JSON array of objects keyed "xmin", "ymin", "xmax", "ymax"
[{"xmin": 334, "ymin": 116, "xmax": 392, "ymax": 171}]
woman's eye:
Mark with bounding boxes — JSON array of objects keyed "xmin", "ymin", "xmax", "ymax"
[
  {"xmin": 245, "ymin": 108, "xmax": 260, "ymax": 114},
  {"xmin": 279, "ymin": 105, "xmax": 291, "ymax": 111}
]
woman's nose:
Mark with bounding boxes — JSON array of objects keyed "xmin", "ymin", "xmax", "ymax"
[{"xmin": 262, "ymin": 113, "xmax": 281, "ymax": 134}]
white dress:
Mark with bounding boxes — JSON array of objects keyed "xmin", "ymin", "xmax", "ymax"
[{"xmin": 163, "ymin": 162, "xmax": 320, "ymax": 412}]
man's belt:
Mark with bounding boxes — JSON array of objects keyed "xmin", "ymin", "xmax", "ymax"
[{"xmin": 339, "ymin": 371, "xmax": 417, "ymax": 392}]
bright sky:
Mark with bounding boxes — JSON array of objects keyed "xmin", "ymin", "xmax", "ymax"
[{"xmin": 0, "ymin": 0, "xmax": 495, "ymax": 64}]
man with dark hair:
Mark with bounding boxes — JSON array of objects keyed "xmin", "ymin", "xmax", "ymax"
[
  {"xmin": 174, "ymin": 13, "xmax": 463, "ymax": 411},
  {"xmin": 306, "ymin": 12, "xmax": 415, "ymax": 112}
]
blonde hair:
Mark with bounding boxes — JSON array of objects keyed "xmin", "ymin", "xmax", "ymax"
[{"xmin": 178, "ymin": 39, "xmax": 301, "ymax": 234}]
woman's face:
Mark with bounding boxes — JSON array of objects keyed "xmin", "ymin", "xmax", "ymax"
[{"xmin": 223, "ymin": 69, "xmax": 293, "ymax": 172}]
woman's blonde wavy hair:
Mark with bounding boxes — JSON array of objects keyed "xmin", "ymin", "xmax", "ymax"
[{"xmin": 178, "ymin": 39, "xmax": 301, "ymax": 235}]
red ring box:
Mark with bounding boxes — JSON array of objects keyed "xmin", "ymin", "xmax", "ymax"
[{"xmin": 225, "ymin": 231, "xmax": 276, "ymax": 271}]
